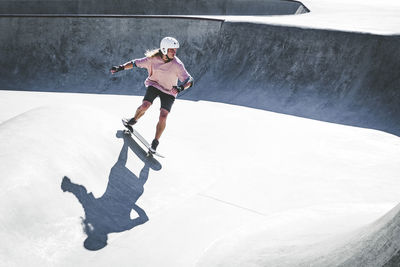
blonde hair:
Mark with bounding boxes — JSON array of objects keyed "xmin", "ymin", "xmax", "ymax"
[{"xmin": 145, "ymin": 48, "xmax": 162, "ymax": 58}]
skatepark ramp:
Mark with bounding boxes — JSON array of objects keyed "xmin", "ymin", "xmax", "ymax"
[
  {"xmin": 1, "ymin": 0, "xmax": 400, "ymax": 266},
  {"xmin": 196, "ymin": 201, "xmax": 400, "ymax": 266},
  {"xmin": 0, "ymin": 14, "xmax": 399, "ymax": 136},
  {"xmin": 312, "ymin": 203, "xmax": 400, "ymax": 266}
]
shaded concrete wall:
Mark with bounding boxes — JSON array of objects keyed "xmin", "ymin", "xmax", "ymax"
[
  {"xmin": 1, "ymin": 16, "xmax": 399, "ymax": 135},
  {"xmin": 0, "ymin": 16, "xmax": 222, "ymax": 93},
  {"xmin": 197, "ymin": 22, "xmax": 400, "ymax": 136},
  {"xmin": 0, "ymin": 0, "xmax": 308, "ymax": 15}
]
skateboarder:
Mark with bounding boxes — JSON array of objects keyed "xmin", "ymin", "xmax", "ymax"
[{"xmin": 111, "ymin": 37, "xmax": 194, "ymax": 154}]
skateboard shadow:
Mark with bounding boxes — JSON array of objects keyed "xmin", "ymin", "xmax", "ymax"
[{"xmin": 61, "ymin": 131, "xmax": 161, "ymax": 251}]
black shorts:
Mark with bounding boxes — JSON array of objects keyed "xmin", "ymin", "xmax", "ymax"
[{"xmin": 143, "ymin": 86, "xmax": 175, "ymax": 112}]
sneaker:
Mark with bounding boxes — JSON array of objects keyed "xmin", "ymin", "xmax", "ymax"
[
  {"xmin": 123, "ymin": 117, "xmax": 137, "ymax": 125},
  {"xmin": 127, "ymin": 117, "xmax": 137, "ymax": 125},
  {"xmin": 149, "ymin": 139, "xmax": 159, "ymax": 154},
  {"xmin": 122, "ymin": 117, "xmax": 137, "ymax": 132}
]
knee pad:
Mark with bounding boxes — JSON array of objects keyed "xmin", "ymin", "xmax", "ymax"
[
  {"xmin": 141, "ymin": 101, "xmax": 151, "ymax": 109},
  {"xmin": 159, "ymin": 109, "xmax": 169, "ymax": 119}
]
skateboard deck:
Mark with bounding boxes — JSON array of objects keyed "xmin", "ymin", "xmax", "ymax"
[{"xmin": 122, "ymin": 120, "xmax": 165, "ymax": 158}]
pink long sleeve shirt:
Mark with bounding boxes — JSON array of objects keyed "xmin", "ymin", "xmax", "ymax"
[{"xmin": 134, "ymin": 56, "xmax": 192, "ymax": 98}]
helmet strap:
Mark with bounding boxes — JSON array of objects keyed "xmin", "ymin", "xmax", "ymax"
[{"xmin": 162, "ymin": 54, "xmax": 172, "ymax": 63}]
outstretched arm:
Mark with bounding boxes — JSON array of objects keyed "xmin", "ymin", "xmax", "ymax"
[{"xmin": 110, "ymin": 60, "xmax": 136, "ymax": 74}]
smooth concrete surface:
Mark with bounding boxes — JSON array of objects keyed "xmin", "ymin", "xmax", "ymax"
[
  {"xmin": 1, "ymin": 0, "xmax": 400, "ymax": 266},
  {"xmin": 225, "ymin": 0, "xmax": 400, "ymax": 35},
  {"xmin": 1, "ymin": 91, "xmax": 399, "ymax": 267}
]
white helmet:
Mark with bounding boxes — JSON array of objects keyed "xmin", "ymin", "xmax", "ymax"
[{"xmin": 160, "ymin": 37, "xmax": 179, "ymax": 55}]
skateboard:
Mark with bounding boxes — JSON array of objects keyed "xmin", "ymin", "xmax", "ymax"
[{"xmin": 122, "ymin": 119, "xmax": 165, "ymax": 158}]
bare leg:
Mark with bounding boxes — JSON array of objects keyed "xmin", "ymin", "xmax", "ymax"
[
  {"xmin": 155, "ymin": 108, "xmax": 169, "ymax": 141},
  {"xmin": 134, "ymin": 100, "xmax": 152, "ymax": 121}
]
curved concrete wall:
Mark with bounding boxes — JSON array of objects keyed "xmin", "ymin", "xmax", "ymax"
[
  {"xmin": 201, "ymin": 22, "xmax": 400, "ymax": 136},
  {"xmin": 1, "ymin": 16, "xmax": 399, "ymax": 136},
  {"xmin": 0, "ymin": 0, "xmax": 308, "ymax": 15},
  {"xmin": 0, "ymin": 16, "xmax": 222, "ymax": 93}
]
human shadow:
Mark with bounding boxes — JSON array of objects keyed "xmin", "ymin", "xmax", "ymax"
[{"xmin": 61, "ymin": 131, "xmax": 161, "ymax": 251}]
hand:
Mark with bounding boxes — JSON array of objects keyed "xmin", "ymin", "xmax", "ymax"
[
  {"xmin": 110, "ymin": 65, "xmax": 124, "ymax": 74},
  {"xmin": 172, "ymin": 85, "xmax": 184, "ymax": 94}
]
